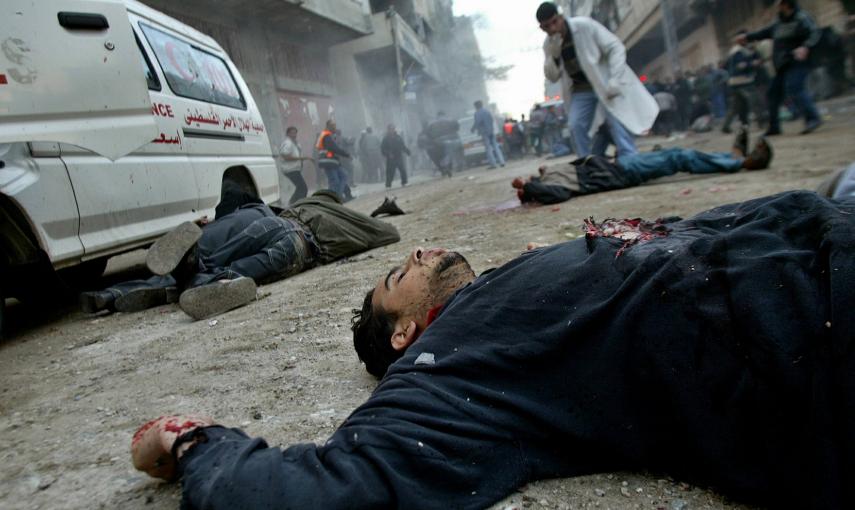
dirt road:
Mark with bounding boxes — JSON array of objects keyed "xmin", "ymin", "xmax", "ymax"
[{"xmin": 2, "ymin": 96, "xmax": 854, "ymax": 510}]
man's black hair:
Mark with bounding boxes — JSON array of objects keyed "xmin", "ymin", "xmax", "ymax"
[
  {"xmin": 474, "ymin": 100, "xmax": 483, "ymax": 109},
  {"xmin": 352, "ymin": 289, "xmax": 404, "ymax": 378},
  {"xmin": 214, "ymin": 180, "xmax": 262, "ymax": 220},
  {"xmin": 779, "ymin": 0, "xmax": 799, "ymax": 9},
  {"xmin": 286, "ymin": 126, "xmax": 298, "ymax": 134},
  {"xmin": 536, "ymin": 2, "xmax": 559, "ymax": 23}
]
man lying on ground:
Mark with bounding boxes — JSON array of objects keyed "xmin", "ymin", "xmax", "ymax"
[
  {"xmin": 132, "ymin": 190, "xmax": 854, "ymax": 509},
  {"xmin": 514, "ymin": 130, "xmax": 772, "ymax": 205},
  {"xmin": 81, "ymin": 185, "xmax": 400, "ymax": 320}
]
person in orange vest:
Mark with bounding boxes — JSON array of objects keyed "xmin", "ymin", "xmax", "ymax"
[{"xmin": 316, "ymin": 119, "xmax": 352, "ymax": 201}]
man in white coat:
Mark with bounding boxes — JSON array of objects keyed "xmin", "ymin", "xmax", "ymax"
[{"xmin": 538, "ymin": 2, "xmax": 658, "ymax": 158}]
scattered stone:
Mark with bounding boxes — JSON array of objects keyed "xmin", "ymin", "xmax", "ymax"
[
  {"xmin": 594, "ymin": 488, "xmax": 605, "ymax": 497},
  {"xmin": 671, "ymin": 499, "xmax": 688, "ymax": 510},
  {"xmin": 37, "ymin": 476, "xmax": 55, "ymax": 491},
  {"xmin": 252, "ymin": 410, "xmax": 262, "ymax": 420},
  {"xmin": 208, "ymin": 319, "xmax": 218, "ymax": 327},
  {"xmin": 620, "ymin": 487, "xmax": 632, "ymax": 498}
]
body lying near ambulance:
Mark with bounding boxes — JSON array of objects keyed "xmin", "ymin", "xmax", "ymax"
[{"xmin": 0, "ymin": 0, "xmax": 278, "ymax": 327}]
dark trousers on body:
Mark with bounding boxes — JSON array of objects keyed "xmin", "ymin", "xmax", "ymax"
[
  {"xmin": 767, "ymin": 63, "xmax": 820, "ymax": 131},
  {"xmin": 385, "ymin": 156, "xmax": 407, "ymax": 188},
  {"xmin": 723, "ymin": 85, "xmax": 752, "ymax": 130},
  {"xmin": 284, "ymin": 170, "xmax": 308, "ymax": 205}
]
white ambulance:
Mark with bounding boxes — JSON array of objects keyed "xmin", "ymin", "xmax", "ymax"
[{"xmin": 0, "ymin": 0, "xmax": 278, "ymax": 328}]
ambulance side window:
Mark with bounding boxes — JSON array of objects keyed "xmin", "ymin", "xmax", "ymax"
[
  {"xmin": 140, "ymin": 23, "xmax": 246, "ymax": 110},
  {"xmin": 134, "ymin": 32, "xmax": 161, "ymax": 91}
]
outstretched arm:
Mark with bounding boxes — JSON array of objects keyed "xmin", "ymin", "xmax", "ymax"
[
  {"xmin": 746, "ymin": 23, "xmax": 775, "ymax": 43},
  {"xmin": 132, "ymin": 374, "xmax": 530, "ymax": 509}
]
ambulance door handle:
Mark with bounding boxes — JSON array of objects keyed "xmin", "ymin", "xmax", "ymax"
[{"xmin": 57, "ymin": 12, "xmax": 109, "ymax": 30}]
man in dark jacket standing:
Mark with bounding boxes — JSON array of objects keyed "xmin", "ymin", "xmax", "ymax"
[
  {"xmin": 133, "ymin": 190, "xmax": 855, "ymax": 510},
  {"xmin": 740, "ymin": 0, "xmax": 823, "ymax": 135},
  {"xmin": 381, "ymin": 124, "xmax": 411, "ymax": 188}
]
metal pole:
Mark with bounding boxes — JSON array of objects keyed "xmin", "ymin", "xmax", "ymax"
[
  {"xmin": 659, "ymin": 0, "xmax": 682, "ymax": 76},
  {"xmin": 389, "ymin": 8, "xmax": 407, "ymax": 126}
]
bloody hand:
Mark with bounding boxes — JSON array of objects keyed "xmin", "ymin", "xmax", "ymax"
[{"xmin": 131, "ymin": 415, "xmax": 213, "ymax": 481}]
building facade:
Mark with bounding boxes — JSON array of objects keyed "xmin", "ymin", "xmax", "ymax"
[
  {"xmin": 560, "ymin": 0, "xmax": 848, "ymax": 80},
  {"xmin": 330, "ymin": 0, "xmax": 490, "ymax": 154}
]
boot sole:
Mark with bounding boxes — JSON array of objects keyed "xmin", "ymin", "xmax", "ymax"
[
  {"xmin": 146, "ymin": 222, "xmax": 202, "ymax": 276},
  {"xmin": 179, "ymin": 277, "xmax": 257, "ymax": 321}
]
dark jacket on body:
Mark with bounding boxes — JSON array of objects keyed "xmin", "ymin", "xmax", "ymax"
[
  {"xmin": 747, "ymin": 8, "xmax": 821, "ymax": 69},
  {"xmin": 178, "ymin": 191, "xmax": 855, "ymax": 510}
]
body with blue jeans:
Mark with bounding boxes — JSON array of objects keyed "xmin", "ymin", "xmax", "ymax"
[
  {"xmin": 81, "ymin": 189, "xmax": 400, "ymax": 316},
  {"xmin": 514, "ymin": 132, "xmax": 772, "ymax": 205},
  {"xmin": 743, "ymin": 0, "xmax": 822, "ymax": 135},
  {"xmin": 472, "ymin": 100, "xmax": 505, "ymax": 168}
]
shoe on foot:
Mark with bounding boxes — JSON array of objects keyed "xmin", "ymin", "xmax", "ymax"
[
  {"xmin": 743, "ymin": 137, "xmax": 773, "ymax": 171},
  {"xmin": 80, "ymin": 290, "xmax": 116, "ymax": 314},
  {"xmin": 115, "ymin": 286, "xmax": 178, "ymax": 313},
  {"xmin": 801, "ymin": 119, "xmax": 823, "ymax": 135},
  {"xmin": 733, "ymin": 126, "xmax": 749, "ymax": 157},
  {"xmin": 179, "ymin": 277, "xmax": 257, "ymax": 320},
  {"xmin": 147, "ymin": 222, "xmax": 202, "ymax": 276},
  {"xmin": 370, "ymin": 197, "xmax": 405, "ymax": 217},
  {"xmin": 487, "ymin": 165, "xmax": 496, "ymax": 170}
]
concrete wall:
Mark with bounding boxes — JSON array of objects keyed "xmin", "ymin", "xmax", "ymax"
[
  {"xmin": 609, "ymin": 0, "xmax": 847, "ymax": 79},
  {"xmin": 641, "ymin": 17, "xmax": 721, "ymax": 79},
  {"xmin": 300, "ymin": 0, "xmax": 373, "ymax": 34}
]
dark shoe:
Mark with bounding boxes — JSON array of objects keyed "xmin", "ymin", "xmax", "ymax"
[
  {"xmin": 721, "ymin": 126, "xmax": 732, "ymax": 134},
  {"xmin": 80, "ymin": 290, "xmax": 116, "ymax": 314},
  {"xmin": 733, "ymin": 127, "xmax": 749, "ymax": 157},
  {"xmin": 179, "ymin": 277, "xmax": 257, "ymax": 320},
  {"xmin": 486, "ymin": 165, "xmax": 496, "ymax": 170},
  {"xmin": 147, "ymin": 222, "xmax": 202, "ymax": 276},
  {"xmin": 801, "ymin": 119, "xmax": 823, "ymax": 135},
  {"xmin": 743, "ymin": 137, "xmax": 773, "ymax": 171},
  {"xmin": 114, "ymin": 286, "xmax": 178, "ymax": 313},
  {"xmin": 370, "ymin": 197, "xmax": 405, "ymax": 217},
  {"xmin": 763, "ymin": 127, "xmax": 782, "ymax": 137}
]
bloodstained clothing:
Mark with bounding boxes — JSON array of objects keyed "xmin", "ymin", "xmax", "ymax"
[{"xmin": 177, "ymin": 191, "xmax": 855, "ymax": 509}]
